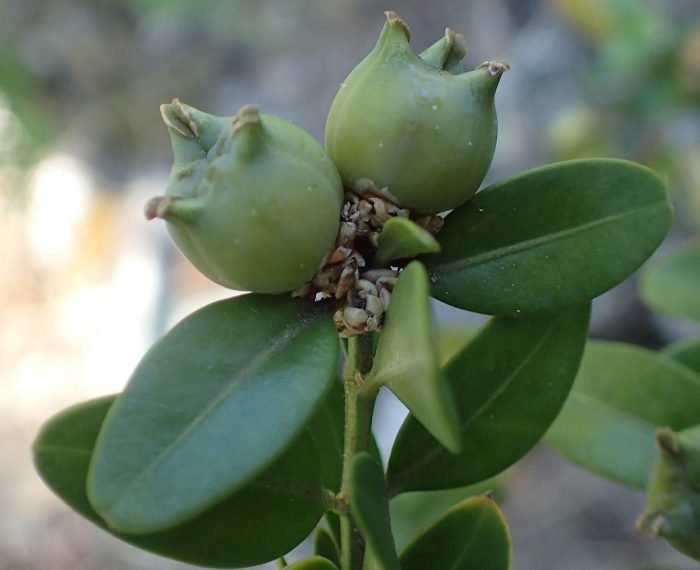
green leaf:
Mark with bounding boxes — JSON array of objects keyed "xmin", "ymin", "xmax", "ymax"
[
  {"xmin": 547, "ymin": 341, "xmax": 700, "ymax": 488},
  {"xmin": 325, "ymin": 512, "xmax": 342, "ymax": 556},
  {"xmin": 664, "ymin": 337, "xmax": 700, "ymax": 376},
  {"xmin": 362, "ymin": 550, "xmax": 382, "ymax": 570},
  {"xmin": 390, "ymin": 478, "xmax": 503, "ymax": 551},
  {"xmin": 436, "ymin": 327, "xmax": 474, "ymax": 366},
  {"xmin": 308, "ymin": 379, "xmax": 345, "ymax": 492},
  {"xmin": 425, "ymin": 159, "xmax": 671, "ymax": 316},
  {"xmin": 88, "ymin": 294, "xmax": 338, "ymax": 534},
  {"xmin": 399, "ymin": 496, "xmax": 510, "ymax": 570},
  {"xmin": 374, "ymin": 217, "xmax": 440, "ymax": 267},
  {"xmin": 348, "ymin": 452, "xmax": 400, "ymax": 570},
  {"xmin": 313, "ymin": 527, "xmax": 341, "ymax": 568},
  {"xmin": 641, "ymin": 244, "xmax": 700, "ymax": 321},
  {"xmin": 370, "ymin": 262, "xmax": 461, "ymax": 454},
  {"xmin": 286, "ymin": 557, "xmax": 339, "ymax": 570},
  {"xmin": 388, "ymin": 305, "xmax": 590, "ymax": 494},
  {"xmin": 33, "ymin": 396, "xmax": 325, "ymax": 568}
]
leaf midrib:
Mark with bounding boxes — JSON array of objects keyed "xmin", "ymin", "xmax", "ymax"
[
  {"xmin": 391, "ymin": 320, "xmax": 557, "ymax": 489},
  {"xmin": 452, "ymin": 506, "xmax": 487, "ymax": 569},
  {"xmin": 98, "ymin": 314, "xmax": 317, "ymax": 511},
  {"xmin": 431, "ymin": 202, "xmax": 663, "ymax": 274}
]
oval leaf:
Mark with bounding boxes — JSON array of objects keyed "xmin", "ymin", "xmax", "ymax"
[
  {"xmin": 425, "ymin": 159, "xmax": 671, "ymax": 316},
  {"xmin": 641, "ymin": 244, "xmax": 700, "ymax": 321},
  {"xmin": 88, "ymin": 294, "xmax": 338, "ymax": 533},
  {"xmin": 664, "ymin": 337, "xmax": 700, "ymax": 376},
  {"xmin": 370, "ymin": 262, "xmax": 461, "ymax": 454},
  {"xmin": 349, "ymin": 452, "xmax": 400, "ymax": 570},
  {"xmin": 389, "ymin": 478, "xmax": 502, "ymax": 551},
  {"xmin": 388, "ymin": 305, "xmax": 590, "ymax": 494},
  {"xmin": 374, "ymin": 217, "xmax": 440, "ymax": 267},
  {"xmin": 547, "ymin": 341, "xmax": 700, "ymax": 488},
  {"xmin": 33, "ymin": 396, "xmax": 325, "ymax": 568},
  {"xmin": 399, "ymin": 496, "xmax": 510, "ymax": 570}
]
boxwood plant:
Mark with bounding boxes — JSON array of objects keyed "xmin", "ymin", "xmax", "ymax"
[{"xmin": 33, "ymin": 12, "xmax": 674, "ymax": 570}]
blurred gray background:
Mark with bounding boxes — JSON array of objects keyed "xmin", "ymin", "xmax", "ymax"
[{"xmin": 1, "ymin": 0, "xmax": 699, "ymax": 568}]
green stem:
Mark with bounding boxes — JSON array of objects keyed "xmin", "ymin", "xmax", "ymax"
[
  {"xmin": 276, "ymin": 556, "xmax": 288, "ymax": 569},
  {"xmin": 340, "ymin": 333, "xmax": 379, "ymax": 570}
]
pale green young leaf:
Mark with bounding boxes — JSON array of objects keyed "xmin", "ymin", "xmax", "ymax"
[
  {"xmin": 641, "ymin": 244, "xmax": 700, "ymax": 322},
  {"xmin": 547, "ymin": 341, "xmax": 700, "ymax": 488},
  {"xmin": 664, "ymin": 336, "xmax": 700, "ymax": 376},
  {"xmin": 374, "ymin": 217, "xmax": 440, "ymax": 267},
  {"xmin": 370, "ymin": 261, "xmax": 460, "ymax": 454}
]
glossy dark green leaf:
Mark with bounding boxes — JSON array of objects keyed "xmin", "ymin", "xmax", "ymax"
[
  {"xmin": 308, "ymin": 379, "xmax": 345, "ymax": 492},
  {"xmin": 286, "ymin": 557, "xmax": 339, "ymax": 570},
  {"xmin": 399, "ymin": 496, "xmax": 510, "ymax": 570},
  {"xmin": 547, "ymin": 341, "xmax": 700, "ymax": 488},
  {"xmin": 388, "ymin": 305, "xmax": 590, "ymax": 494},
  {"xmin": 374, "ymin": 217, "xmax": 440, "ymax": 267},
  {"xmin": 389, "ymin": 478, "xmax": 502, "ymax": 551},
  {"xmin": 310, "ymin": 380, "xmax": 345, "ymax": 551},
  {"xmin": 313, "ymin": 527, "xmax": 340, "ymax": 568},
  {"xmin": 33, "ymin": 396, "xmax": 325, "ymax": 568},
  {"xmin": 348, "ymin": 452, "xmax": 400, "ymax": 570},
  {"xmin": 641, "ymin": 244, "xmax": 700, "ymax": 321},
  {"xmin": 88, "ymin": 294, "xmax": 338, "ymax": 534},
  {"xmin": 370, "ymin": 262, "xmax": 461, "ymax": 454},
  {"xmin": 664, "ymin": 337, "xmax": 700, "ymax": 376},
  {"xmin": 425, "ymin": 159, "xmax": 671, "ymax": 316}
]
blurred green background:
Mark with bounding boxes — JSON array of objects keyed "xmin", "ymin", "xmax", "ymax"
[{"xmin": 1, "ymin": 0, "xmax": 698, "ymax": 568}]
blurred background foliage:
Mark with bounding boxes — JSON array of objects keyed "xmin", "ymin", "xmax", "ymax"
[{"xmin": 0, "ymin": 0, "xmax": 698, "ymax": 569}]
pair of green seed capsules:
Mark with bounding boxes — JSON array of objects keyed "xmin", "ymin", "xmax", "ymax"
[{"xmin": 145, "ymin": 12, "xmax": 508, "ymax": 294}]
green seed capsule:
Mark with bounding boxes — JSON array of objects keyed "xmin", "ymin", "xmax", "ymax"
[
  {"xmin": 636, "ymin": 427, "xmax": 700, "ymax": 561},
  {"xmin": 325, "ymin": 12, "xmax": 508, "ymax": 214},
  {"xmin": 147, "ymin": 100, "xmax": 343, "ymax": 294}
]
